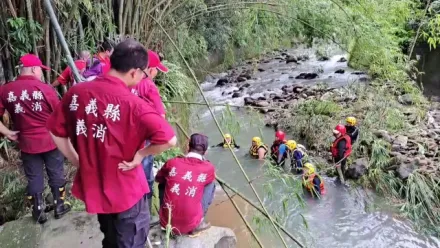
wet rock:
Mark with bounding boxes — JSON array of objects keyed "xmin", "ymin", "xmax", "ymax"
[
  {"xmin": 244, "ymin": 97, "xmax": 255, "ymax": 106},
  {"xmin": 257, "ymin": 97, "xmax": 267, "ymax": 101},
  {"xmin": 237, "ymin": 76, "xmax": 247, "ymax": 82},
  {"xmin": 320, "ymin": 92, "xmax": 333, "ymax": 101},
  {"xmin": 216, "ymin": 78, "xmax": 228, "ymax": 87},
  {"xmin": 358, "ymin": 77, "xmax": 369, "ymax": 82},
  {"xmin": 242, "ymin": 83, "xmax": 251, "ymax": 88},
  {"xmin": 345, "ymin": 158, "xmax": 368, "ymax": 180},
  {"xmin": 398, "ymin": 94, "xmax": 414, "ymax": 105},
  {"xmin": 397, "ymin": 163, "xmax": 417, "ymax": 180},
  {"xmin": 373, "ymin": 130, "xmax": 393, "ymax": 143},
  {"xmin": 337, "ymin": 57, "xmax": 347, "ymax": 62},
  {"xmin": 351, "ymin": 71, "xmax": 366, "ymax": 75},
  {"xmin": 393, "ymin": 135, "xmax": 408, "ymax": 148},
  {"xmin": 335, "ymin": 69, "xmax": 345, "ymax": 74},
  {"xmin": 255, "ymin": 101, "xmax": 270, "ymax": 108},
  {"xmin": 232, "ymin": 92, "xmax": 242, "ymax": 98},
  {"xmin": 318, "ymin": 56, "xmax": 329, "ymax": 61},
  {"xmin": 239, "ymin": 72, "xmax": 252, "ymax": 80},
  {"xmin": 295, "ymin": 73, "xmax": 318, "ymax": 80},
  {"xmin": 293, "ymin": 86, "xmax": 305, "ymax": 93},
  {"xmin": 297, "ymin": 55, "xmax": 310, "ymax": 61},
  {"xmin": 257, "ymin": 68, "xmax": 265, "ymax": 72},
  {"xmin": 286, "ymin": 56, "xmax": 298, "ymax": 64}
]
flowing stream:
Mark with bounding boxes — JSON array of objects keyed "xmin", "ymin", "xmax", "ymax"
[{"xmin": 190, "ymin": 47, "xmax": 440, "ymax": 248}]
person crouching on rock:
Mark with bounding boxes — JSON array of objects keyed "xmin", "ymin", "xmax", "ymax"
[
  {"xmin": 271, "ymin": 130, "xmax": 287, "ymax": 166},
  {"xmin": 345, "ymin": 116, "xmax": 359, "ymax": 145},
  {"xmin": 331, "ymin": 124, "xmax": 352, "ymax": 178},
  {"xmin": 156, "ymin": 133, "xmax": 216, "ymax": 237},
  {"xmin": 302, "ymin": 163, "xmax": 325, "ymax": 197},
  {"xmin": 213, "ymin": 133, "xmax": 240, "ymax": 149},
  {"xmin": 286, "ymin": 140, "xmax": 305, "ymax": 173},
  {"xmin": 249, "ymin": 136, "xmax": 268, "ymax": 160}
]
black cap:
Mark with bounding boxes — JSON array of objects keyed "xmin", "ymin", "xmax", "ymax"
[{"xmin": 189, "ymin": 133, "xmax": 209, "ymax": 152}]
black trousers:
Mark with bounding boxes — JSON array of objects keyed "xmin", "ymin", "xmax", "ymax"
[
  {"xmin": 21, "ymin": 149, "xmax": 65, "ymax": 195},
  {"xmin": 97, "ymin": 195, "xmax": 150, "ymax": 248}
]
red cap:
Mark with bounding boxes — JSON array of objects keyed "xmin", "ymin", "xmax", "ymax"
[
  {"xmin": 147, "ymin": 50, "xmax": 168, "ymax": 73},
  {"xmin": 20, "ymin": 54, "xmax": 50, "ymax": 70}
]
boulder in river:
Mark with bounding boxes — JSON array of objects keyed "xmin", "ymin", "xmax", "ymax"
[
  {"xmin": 351, "ymin": 71, "xmax": 366, "ymax": 75},
  {"xmin": 335, "ymin": 69, "xmax": 345, "ymax": 74},
  {"xmin": 295, "ymin": 73, "xmax": 318, "ymax": 80},
  {"xmin": 337, "ymin": 57, "xmax": 347, "ymax": 62},
  {"xmin": 286, "ymin": 56, "xmax": 298, "ymax": 64},
  {"xmin": 244, "ymin": 97, "xmax": 256, "ymax": 106},
  {"xmin": 297, "ymin": 55, "xmax": 310, "ymax": 61},
  {"xmin": 255, "ymin": 101, "xmax": 270, "ymax": 108},
  {"xmin": 257, "ymin": 68, "xmax": 265, "ymax": 72},
  {"xmin": 345, "ymin": 158, "xmax": 369, "ymax": 180},
  {"xmin": 216, "ymin": 78, "xmax": 229, "ymax": 87},
  {"xmin": 232, "ymin": 92, "xmax": 242, "ymax": 98},
  {"xmin": 236, "ymin": 76, "xmax": 247, "ymax": 82},
  {"xmin": 318, "ymin": 56, "xmax": 330, "ymax": 61}
]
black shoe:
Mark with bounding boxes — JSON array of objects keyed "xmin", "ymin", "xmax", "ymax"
[
  {"xmin": 28, "ymin": 193, "xmax": 48, "ymax": 224},
  {"xmin": 51, "ymin": 185, "xmax": 71, "ymax": 219}
]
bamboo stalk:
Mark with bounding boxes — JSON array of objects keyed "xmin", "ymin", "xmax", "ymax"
[
  {"xmin": 44, "ymin": 18, "xmax": 51, "ymax": 83},
  {"xmin": 25, "ymin": 0, "xmax": 37, "ymax": 55},
  {"xmin": 6, "ymin": 0, "xmax": 17, "ymax": 18},
  {"xmin": 43, "ymin": 0, "xmax": 81, "ymax": 83},
  {"xmin": 118, "ymin": 0, "xmax": 125, "ymax": 35},
  {"xmin": 152, "ymin": 15, "xmax": 290, "ymax": 247}
]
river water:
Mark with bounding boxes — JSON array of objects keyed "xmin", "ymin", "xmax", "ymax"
[{"xmin": 190, "ymin": 47, "xmax": 440, "ymax": 247}]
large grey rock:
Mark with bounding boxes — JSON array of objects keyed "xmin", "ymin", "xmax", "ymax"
[
  {"xmin": 396, "ymin": 163, "xmax": 417, "ymax": 180},
  {"xmin": 393, "ymin": 135, "xmax": 408, "ymax": 149},
  {"xmin": 0, "ymin": 212, "xmax": 236, "ymax": 248},
  {"xmin": 398, "ymin": 94, "xmax": 414, "ymax": 105},
  {"xmin": 0, "ymin": 213, "xmax": 102, "ymax": 248},
  {"xmin": 345, "ymin": 158, "xmax": 369, "ymax": 180},
  {"xmin": 167, "ymin": 227, "xmax": 236, "ymax": 248},
  {"xmin": 373, "ymin": 130, "xmax": 393, "ymax": 143}
]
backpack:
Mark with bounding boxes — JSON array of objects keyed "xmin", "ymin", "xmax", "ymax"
[{"xmin": 72, "ymin": 58, "xmax": 103, "ymax": 85}]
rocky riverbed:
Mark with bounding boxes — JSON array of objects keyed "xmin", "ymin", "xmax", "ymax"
[{"xmin": 202, "ymin": 47, "xmax": 440, "ymax": 234}]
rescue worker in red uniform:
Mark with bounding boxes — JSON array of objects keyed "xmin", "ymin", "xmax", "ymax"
[
  {"xmin": 331, "ymin": 124, "xmax": 352, "ymax": 179},
  {"xmin": 270, "ymin": 130, "xmax": 286, "ymax": 166},
  {"xmin": 302, "ymin": 163, "xmax": 325, "ymax": 197}
]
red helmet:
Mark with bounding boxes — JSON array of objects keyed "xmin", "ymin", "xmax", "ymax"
[
  {"xmin": 334, "ymin": 124, "xmax": 346, "ymax": 135},
  {"xmin": 275, "ymin": 130, "xmax": 285, "ymax": 140}
]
